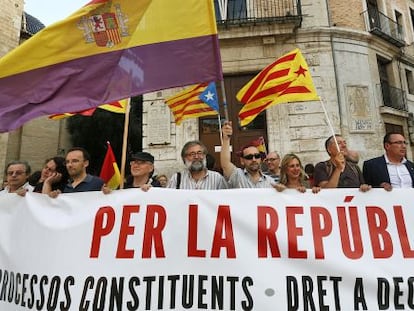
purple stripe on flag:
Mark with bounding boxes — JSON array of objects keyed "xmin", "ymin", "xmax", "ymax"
[{"xmin": 0, "ymin": 34, "xmax": 222, "ymax": 132}]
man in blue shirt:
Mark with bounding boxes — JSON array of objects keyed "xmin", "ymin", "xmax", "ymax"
[{"xmin": 44, "ymin": 147, "xmax": 104, "ymax": 196}]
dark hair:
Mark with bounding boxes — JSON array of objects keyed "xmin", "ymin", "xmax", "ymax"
[
  {"xmin": 304, "ymin": 163, "xmax": 315, "ymax": 175},
  {"xmin": 324, "ymin": 134, "xmax": 342, "ymax": 154},
  {"xmin": 206, "ymin": 154, "xmax": 216, "ymax": 170},
  {"xmin": 237, "ymin": 144, "xmax": 261, "ymax": 158},
  {"xmin": 28, "ymin": 171, "xmax": 41, "ymax": 186},
  {"xmin": 5, "ymin": 160, "xmax": 31, "ymax": 175},
  {"xmin": 51, "ymin": 156, "xmax": 69, "ymax": 180},
  {"xmin": 180, "ymin": 141, "xmax": 207, "ymax": 162},
  {"xmin": 66, "ymin": 147, "xmax": 90, "ymax": 161},
  {"xmin": 383, "ymin": 132, "xmax": 404, "ymax": 146}
]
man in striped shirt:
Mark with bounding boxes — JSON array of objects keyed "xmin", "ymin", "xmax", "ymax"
[
  {"xmin": 168, "ymin": 140, "xmax": 228, "ymax": 189},
  {"xmin": 220, "ymin": 121, "xmax": 276, "ymax": 188}
]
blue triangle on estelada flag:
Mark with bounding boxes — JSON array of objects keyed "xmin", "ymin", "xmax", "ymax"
[{"xmin": 199, "ymin": 82, "xmax": 219, "ymax": 111}]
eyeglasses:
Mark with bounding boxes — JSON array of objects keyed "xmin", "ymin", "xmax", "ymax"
[
  {"xmin": 65, "ymin": 159, "xmax": 81, "ymax": 165},
  {"xmin": 265, "ymin": 158, "xmax": 280, "ymax": 162},
  {"xmin": 388, "ymin": 141, "xmax": 408, "ymax": 145},
  {"xmin": 6, "ymin": 171, "xmax": 26, "ymax": 176},
  {"xmin": 243, "ymin": 153, "xmax": 262, "ymax": 160},
  {"xmin": 186, "ymin": 151, "xmax": 205, "ymax": 157},
  {"xmin": 130, "ymin": 160, "xmax": 150, "ymax": 165}
]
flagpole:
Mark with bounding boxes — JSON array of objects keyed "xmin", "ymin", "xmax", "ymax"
[
  {"xmin": 120, "ymin": 98, "xmax": 132, "ymax": 189},
  {"xmin": 219, "ymin": 80, "xmax": 229, "ymax": 121},
  {"xmin": 219, "ymin": 80, "xmax": 230, "ymax": 142},
  {"xmin": 320, "ymin": 98, "xmax": 340, "ymax": 152}
]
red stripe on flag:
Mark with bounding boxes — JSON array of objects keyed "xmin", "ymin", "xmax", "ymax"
[
  {"xmin": 280, "ymin": 86, "xmax": 313, "ymax": 95},
  {"xmin": 239, "ymin": 100, "xmax": 273, "ymax": 119},
  {"xmin": 239, "ymin": 52, "xmax": 296, "ymax": 103},
  {"xmin": 175, "ymin": 107, "xmax": 216, "ymax": 123},
  {"xmin": 169, "ymin": 93, "xmax": 203, "ymax": 108},
  {"xmin": 174, "ymin": 100, "xmax": 205, "ymax": 114},
  {"xmin": 248, "ymin": 81, "xmax": 292, "ymax": 103}
]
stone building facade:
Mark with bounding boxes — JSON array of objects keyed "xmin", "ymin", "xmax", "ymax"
[
  {"xmin": 1, "ymin": 0, "xmax": 414, "ymax": 181},
  {"xmin": 0, "ymin": 0, "xmax": 71, "ymax": 183},
  {"xmin": 0, "ymin": 0, "xmax": 24, "ymax": 182},
  {"xmin": 144, "ymin": 0, "xmax": 414, "ymax": 178}
]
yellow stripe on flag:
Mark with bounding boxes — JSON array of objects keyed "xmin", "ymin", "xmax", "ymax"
[
  {"xmin": 237, "ymin": 49, "xmax": 319, "ymax": 127},
  {"xmin": 0, "ymin": 0, "xmax": 218, "ymax": 78}
]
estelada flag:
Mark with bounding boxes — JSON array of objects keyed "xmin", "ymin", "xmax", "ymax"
[
  {"xmin": 99, "ymin": 142, "xmax": 121, "ymax": 190},
  {"xmin": 165, "ymin": 82, "xmax": 219, "ymax": 125},
  {"xmin": 0, "ymin": 0, "xmax": 222, "ymax": 132},
  {"xmin": 49, "ymin": 99, "xmax": 128, "ymax": 120},
  {"xmin": 237, "ymin": 48, "xmax": 319, "ymax": 126}
]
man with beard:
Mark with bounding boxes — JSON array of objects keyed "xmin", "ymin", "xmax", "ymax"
[
  {"xmin": 168, "ymin": 140, "xmax": 227, "ymax": 189},
  {"xmin": 220, "ymin": 121, "xmax": 276, "ymax": 188}
]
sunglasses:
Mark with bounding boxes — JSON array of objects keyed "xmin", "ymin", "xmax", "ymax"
[{"xmin": 242, "ymin": 153, "xmax": 262, "ymax": 160}]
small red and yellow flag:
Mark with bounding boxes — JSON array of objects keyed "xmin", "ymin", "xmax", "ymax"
[{"xmin": 99, "ymin": 142, "xmax": 121, "ymax": 190}]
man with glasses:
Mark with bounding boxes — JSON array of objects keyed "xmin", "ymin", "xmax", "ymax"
[
  {"xmin": 220, "ymin": 122, "xmax": 275, "ymax": 188},
  {"xmin": 1, "ymin": 160, "xmax": 33, "ymax": 194},
  {"xmin": 125, "ymin": 152, "xmax": 160, "ymax": 190},
  {"xmin": 44, "ymin": 147, "xmax": 104, "ymax": 196},
  {"xmin": 363, "ymin": 132, "xmax": 414, "ymax": 190},
  {"xmin": 263, "ymin": 151, "xmax": 281, "ymax": 182},
  {"xmin": 168, "ymin": 140, "xmax": 227, "ymax": 189}
]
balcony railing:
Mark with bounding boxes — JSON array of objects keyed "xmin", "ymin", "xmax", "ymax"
[
  {"xmin": 362, "ymin": 8, "xmax": 405, "ymax": 47},
  {"xmin": 379, "ymin": 83, "xmax": 407, "ymax": 112},
  {"xmin": 214, "ymin": 0, "xmax": 302, "ymax": 27}
]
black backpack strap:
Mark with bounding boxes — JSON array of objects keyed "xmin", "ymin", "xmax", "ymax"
[{"xmin": 176, "ymin": 172, "xmax": 181, "ymax": 189}]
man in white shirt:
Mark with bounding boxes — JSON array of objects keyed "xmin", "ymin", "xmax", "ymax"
[
  {"xmin": 168, "ymin": 140, "xmax": 227, "ymax": 189},
  {"xmin": 363, "ymin": 132, "xmax": 414, "ymax": 191},
  {"xmin": 1, "ymin": 160, "xmax": 33, "ymax": 195}
]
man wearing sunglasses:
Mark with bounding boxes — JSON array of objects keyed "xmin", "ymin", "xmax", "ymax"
[
  {"xmin": 363, "ymin": 132, "xmax": 414, "ymax": 190},
  {"xmin": 220, "ymin": 122, "xmax": 275, "ymax": 188}
]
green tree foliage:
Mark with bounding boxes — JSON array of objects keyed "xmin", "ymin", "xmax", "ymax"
[{"xmin": 67, "ymin": 96, "xmax": 143, "ymax": 174}]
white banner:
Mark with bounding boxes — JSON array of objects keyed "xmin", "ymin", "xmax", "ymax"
[{"xmin": 0, "ymin": 188, "xmax": 413, "ymax": 310}]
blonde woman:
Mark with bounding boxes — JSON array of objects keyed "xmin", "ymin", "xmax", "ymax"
[{"xmin": 275, "ymin": 153, "xmax": 320, "ymax": 193}]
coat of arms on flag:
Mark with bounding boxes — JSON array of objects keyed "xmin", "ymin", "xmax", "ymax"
[{"xmin": 78, "ymin": 4, "xmax": 129, "ymax": 48}]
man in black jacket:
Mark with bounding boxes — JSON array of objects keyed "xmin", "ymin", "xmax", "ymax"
[{"xmin": 363, "ymin": 132, "xmax": 414, "ymax": 191}]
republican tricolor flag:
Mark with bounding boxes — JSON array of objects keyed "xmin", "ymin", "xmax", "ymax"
[
  {"xmin": 0, "ymin": 0, "xmax": 222, "ymax": 132},
  {"xmin": 99, "ymin": 142, "xmax": 121, "ymax": 190},
  {"xmin": 237, "ymin": 49, "xmax": 319, "ymax": 126}
]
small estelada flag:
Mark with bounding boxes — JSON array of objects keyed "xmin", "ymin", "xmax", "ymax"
[{"xmin": 165, "ymin": 82, "xmax": 219, "ymax": 125}]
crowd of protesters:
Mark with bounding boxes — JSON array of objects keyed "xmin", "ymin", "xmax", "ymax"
[{"xmin": 1, "ymin": 123, "xmax": 413, "ymax": 196}]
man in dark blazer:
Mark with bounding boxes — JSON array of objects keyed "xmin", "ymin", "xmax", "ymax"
[{"xmin": 363, "ymin": 132, "xmax": 414, "ymax": 191}]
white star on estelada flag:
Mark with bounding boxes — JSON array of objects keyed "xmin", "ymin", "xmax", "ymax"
[{"xmin": 203, "ymin": 91, "xmax": 215, "ymax": 102}]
